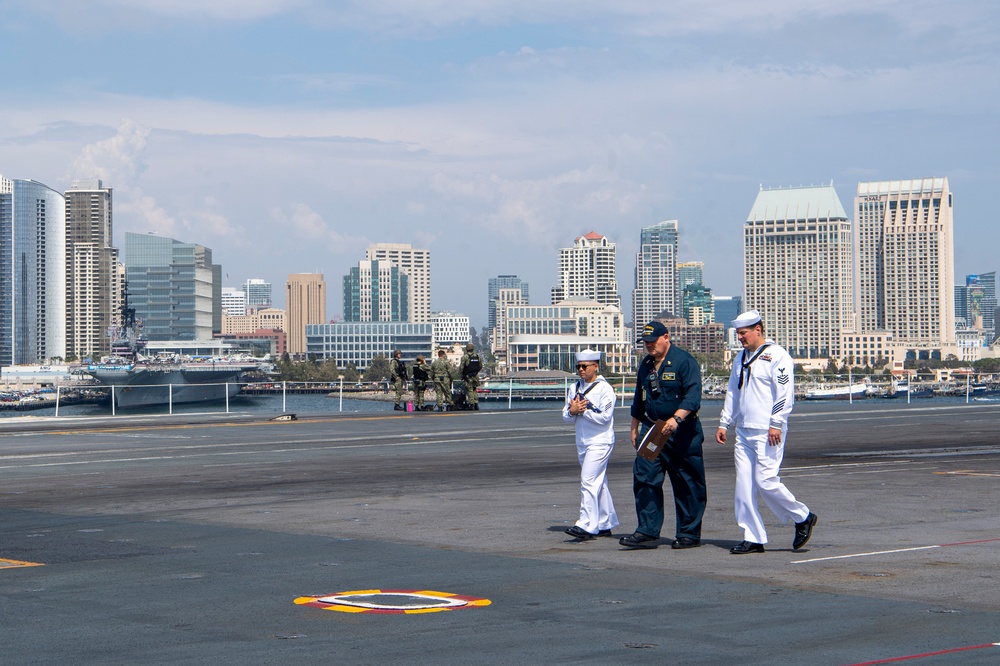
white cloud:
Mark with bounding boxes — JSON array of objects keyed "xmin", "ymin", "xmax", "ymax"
[
  {"xmin": 270, "ymin": 203, "xmax": 370, "ymax": 256},
  {"xmin": 430, "ymin": 167, "xmax": 646, "ymax": 247},
  {"xmin": 71, "ymin": 118, "xmax": 149, "ymax": 183},
  {"xmin": 119, "ymin": 193, "xmax": 180, "ymax": 238}
]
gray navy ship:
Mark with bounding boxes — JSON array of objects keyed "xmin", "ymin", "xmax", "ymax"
[{"xmin": 83, "ymin": 288, "xmax": 263, "ymax": 410}]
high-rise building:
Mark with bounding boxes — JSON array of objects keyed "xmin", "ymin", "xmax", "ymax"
[
  {"xmin": 682, "ymin": 283, "xmax": 714, "ymax": 325},
  {"xmin": 744, "ymin": 184, "xmax": 853, "ymax": 359},
  {"xmin": 490, "ymin": 287, "xmax": 527, "ymax": 374},
  {"xmin": 956, "ymin": 272, "xmax": 997, "ymax": 340},
  {"xmin": 552, "ymin": 231, "xmax": 620, "ymax": 310},
  {"xmin": 64, "ymin": 179, "xmax": 118, "ymax": 361},
  {"xmin": 243, "ymin": 278, "xmax": 272, "ymax": 312},
  {"xmin": 713, "ymin": 295, "xmax": 743, "ymax": 332},
  {"xmin": 855, "ymin": 178, "xmax": 955, "ymax": 356},
  {"xmin": 343, "ymin": 259, "xmax": 408, "ymax": 322},
  {"xmin": 123, "ymin": 232, "xmax": 219, "ymax": 341},
  {"xmin": 0, "ymin": 176, "xmax": 66, "ymax": 365},
  {"xmin": 677, "ymin": 260, "xmax": 704, "ymax": 311},
  {"xmin": 365, "ymin": 243, "xmax": 430, "ymax": 322},
  {"xmin": 286, "ymin": 273, "xmax": 327, "ymax": 356},
  {"xmin": 487, "ymin": 275, "xmax": 530, "ymax": 330},
  {"xmin": 221, "ymin": 288, "xmax": 246, "ymax": 316},
  {"xmin": 632, "ymin": 221, "xmax": 679, "ymax": 342}
]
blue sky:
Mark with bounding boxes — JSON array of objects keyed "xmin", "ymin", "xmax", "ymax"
[{"xmin": 2, "ymin": 1, "xmax": 998, "ymax": 328}]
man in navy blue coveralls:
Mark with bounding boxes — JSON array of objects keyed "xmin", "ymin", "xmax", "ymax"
[{"xmin": 620, "ymin": 321, "xmax": 707, "ymax": 550}]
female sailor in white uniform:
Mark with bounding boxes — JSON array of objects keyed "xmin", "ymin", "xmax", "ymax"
[{"xmin": 562, "ymin": 349, "xmax": 619, "ymax": 540}]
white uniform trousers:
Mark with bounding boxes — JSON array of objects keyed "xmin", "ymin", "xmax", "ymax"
[
  {"xmin": 575, "ymin": 440, "xmax": 619, "ymax": 534},
  {"xmin": 733, "ymin": 426, "xmax": 809, "ymax": 544}
]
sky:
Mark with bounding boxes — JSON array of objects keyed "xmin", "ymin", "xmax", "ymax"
[{"xmin": 2, "ymin": 1, "xmax": 998, "ymax": 329}]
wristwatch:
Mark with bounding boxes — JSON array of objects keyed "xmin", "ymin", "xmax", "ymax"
[{"xmin": 671, "ymin": 414, "xmax": 684, "ymax": 425}]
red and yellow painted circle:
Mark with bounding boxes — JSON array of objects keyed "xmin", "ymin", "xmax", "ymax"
[{"xmin": 295, "ymin": 588, "xmax": 491, "ymax": 614}]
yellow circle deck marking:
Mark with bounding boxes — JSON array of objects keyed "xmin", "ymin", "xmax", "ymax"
[
  {"xmin": 295, "ymin": 589, "xmax": 491, "ymax": 614},
  {"xmin": 0, "ymin": 558, "xmax": 44, "ymax": 570}
]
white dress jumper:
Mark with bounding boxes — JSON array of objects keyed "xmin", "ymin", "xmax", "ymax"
[
  {"xmin": 562, "ymin": 377, "xmax": 619, "ymax": 534},
  {"xmin": 720, "ymin": 342, "xmax": 809, "ymax": 544}
]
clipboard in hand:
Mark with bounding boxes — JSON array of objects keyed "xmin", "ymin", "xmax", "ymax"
[{"xmin": 636, "ymin": 420, "xmax": 671, "ymax": 461}]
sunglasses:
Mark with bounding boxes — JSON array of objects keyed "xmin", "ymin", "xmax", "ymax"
[{"xmin": 575, "ymin": 363, "xmax": 596, "ymax": 370}]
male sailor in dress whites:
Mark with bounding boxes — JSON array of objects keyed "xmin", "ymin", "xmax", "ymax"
[
  {"xmin": 562, "ymin": 349, "xmax": 619, "ymax": 540},
  {"xmin": 620, "ymin": 321, "xmax": 707, "ymax": 550},
  {"xmin": 715, "ymin": 310, "xmax": 817, "ymax": 554}
]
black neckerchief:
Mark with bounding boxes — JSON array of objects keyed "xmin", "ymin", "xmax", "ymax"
[
  {"xmin": 574, "ymin": 378, "xmax": 605, "ymax": 413},
  {"xmin": 738, "ymin": 343, "xmax": 771, "ymax": 389}
]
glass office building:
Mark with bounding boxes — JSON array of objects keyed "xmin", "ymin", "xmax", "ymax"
[
  {"xmin": 306, "ymin": 322, "xmax": 434, "ymax": 371},
  {"xmin": 0, "ymin": 176, "xmax": 66, "ymax": 365},
  {"xmin": 123, "ymin": 232, "xmax": 218, "ymax": 341}
]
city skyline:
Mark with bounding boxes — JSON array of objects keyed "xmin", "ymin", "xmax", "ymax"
[{"xmin": 1, "ymin": 3, "xmax": 997, "ymax": 327}]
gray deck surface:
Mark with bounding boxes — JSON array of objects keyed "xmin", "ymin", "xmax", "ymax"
[{"xmin": 1, "ymin": 401, "xmax": 998, "ymax": 664}]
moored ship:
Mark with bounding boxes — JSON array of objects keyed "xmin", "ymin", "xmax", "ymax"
[
  {"xmin": 82, "ymin": 287, "xmax": 264, "ymax": 409},
  {"xmin": 804, "ymin": 378, "xmax": 871, "ymax": 400}
]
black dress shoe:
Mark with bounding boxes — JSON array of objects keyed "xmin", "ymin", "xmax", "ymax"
[
  {"xmin": 619, "ymin": 532, "xmax": 659, "ymax": 549},
  {"xmin": 730, "ymin": 540, "xmax": 765, "ymax": 554},
  {"xmin": 793, "ymin": 512, "xmax": 818, "ymax": 550},
  {"xmin": 597, "ymin": 529, "xmax": 614, "ymax": 537},
  {"xmin": 393, "ymin": 404, "xmax": 404, "ymax": 411},
  {"xmin": 565, "ymin": 525, "xmax": 597, "ymax": 540},
  {"xmin": 671, "ymin": 537, "xmax": 701, "ymax": 549}
]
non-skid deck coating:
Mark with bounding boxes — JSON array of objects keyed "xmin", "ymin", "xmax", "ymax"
[{"xmin": 1, "ymin": 401, "xmax": 998, "ymax": 664}]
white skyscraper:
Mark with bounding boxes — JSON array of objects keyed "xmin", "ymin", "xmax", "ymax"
[
  {"xmin": 855, "ymin": 177, "xmax": 955, "ymax": 355},
  {"xmin": 366, "ymin": 243, "xmax": 431, "ymax": 323},
  {"xmin": 744, "ymin": 185, "xmax": 854, "ymax": 360},
  {"xmin": 221, "ymin": 288, "xmax": 246, "ymax": 316},
  {"xmin": 632, "ymin": 221, "xmax": 678, "ymax": 343},
  {"xmin": 64, "ymin": 179, "xmax": 118, "ymax": 360},
  {"xmin": 551, "ymin": 231, "xmax": 620, "ymax": 310}
]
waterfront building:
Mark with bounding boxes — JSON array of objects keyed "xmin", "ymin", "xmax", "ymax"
[
  {"xmin": 243, "ymin": 278, "xmax": 272, "ymax": 312},
  {"xmin": 840, "ymin": 330, "xmax": 894, "ymax": 368},
  {"xmin": 343, "ymin": 259, "xmax": 408, "ymax": 323},
  {"xmin": 855, "ymin": 177, "xmax": 955, "ymax": 359},
  {"xmin": 221, "ymin": 287, "xmax": 246, "ymax": 316},
  {"xmin": 0, "ymin": 176, "xmax": 66, "ymax": 365},
  {"xmin": 64, "ymin": 179, "xmax": 118, "ymax": 361},
  {"xmin": 632, "ymin": 220, "xmax": 679, "ymax": 344},
  {"xmin": 502, "ymin": 299, "xmax": 632, "ymax": 375},
  {"xmin": 222, "ymin": 308, "xmax": 286, "ymax": 335},
  {"xmin": 305, "ymin": 322, "xmax": 433, "ymax": 370},
  {"xmin": 551, "ymin": 231, "xmax": 621, "ymax": 310},
  {"xmin": 430, "ymin": 311, "xmax": 470, "ymax": 346},
  {"xmin": 123, "ymin": 232, "xmax": 219, "ymax": 341},
  {"xmin": 488, "ymin": 275, "xmax": 530, "ymax": 330},
  {"xmin": 744, "ymin": 184, "xmax": 854, "ymax": 360},
  {"xmin": 366, "ymin": 243, "xmax": 430, "ymax": 323},
  {"xmin": 286, "ymin": 273, "xmax": 327, "ymax": 357}
]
